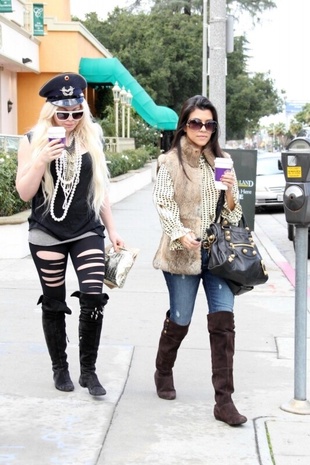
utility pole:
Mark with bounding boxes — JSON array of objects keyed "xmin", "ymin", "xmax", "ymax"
[
  {"xmin": 209, "ymin": 0, "xmax": 226, "ymax": 147},
  {"xmin": 202, "ymin": 0, "xmax": 208, "ymax": 96}
]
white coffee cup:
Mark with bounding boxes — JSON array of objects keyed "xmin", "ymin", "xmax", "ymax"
[
  {"xmin": 47, "ymin": 126, "xmax": 66, "ymax": 144},
  {"xmin": 214, "ymin": 157, "xmax": 233, "ymax": 190}
]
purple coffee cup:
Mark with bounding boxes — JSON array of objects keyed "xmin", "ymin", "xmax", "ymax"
[
  {"xmin": 47, "ymin": 127, "xmax": 66, "ymax": 144},
  {"xmin": 214, "ymin": 158, "xmax": 233, "ymax": 190}
]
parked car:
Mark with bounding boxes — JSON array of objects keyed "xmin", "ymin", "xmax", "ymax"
[
  {"xmin": 255, "ymin": 152, "xmax": 285, "ymax": 210},
  {"xmin": 297, "ymin": 127, "xmax": 310, "ymax": 139}
]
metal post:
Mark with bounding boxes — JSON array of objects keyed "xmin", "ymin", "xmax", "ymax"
[
  {"xmin": 127, "ymin": 104, "xmax": 131, "ymax": 138},
  {"xmin": 121, "ymin": 103, "xmax": 125, "ymax": 138},
  {"xmin": 209, "ymin": 0, "xmax": 226, "ymax": 147},
  {"xmin": 112, "ymin": 82, "xmax": 121, "ymax": 139},
  {"xmin": 120, "ymin": 86, "xmax": 127, "ymax": 139},
  {"xmin": 202, "ymin": 0, "xmax": 208, "ymax": 96},
  {"xmin": 115, "ymin": 101, "xmax": 119, "ymax": 138},
  {"xmin": 126, "ymin": 90, "xmax": 132, "ymax": 138},
  {"xmin": 281, "ymin": 225, "xmax": 310, "ymax": 414}
]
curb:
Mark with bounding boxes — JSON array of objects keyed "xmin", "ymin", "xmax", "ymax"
[{"xmin": 254, "ymin": 417, "xmax": 275, "ymax": 465}]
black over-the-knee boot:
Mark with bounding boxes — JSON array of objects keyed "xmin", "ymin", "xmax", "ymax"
[
  {"xmin": 71, "ymin": 291, "xmax": 109, "ymax": 396},
  {"xmin": 38, "ymin": 295, "xmax": 74, "ymax": 392}
]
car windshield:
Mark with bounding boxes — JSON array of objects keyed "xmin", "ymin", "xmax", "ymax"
[{"xmin": 257, "ymin": 157, "xmax": 283, "ymax": 176}]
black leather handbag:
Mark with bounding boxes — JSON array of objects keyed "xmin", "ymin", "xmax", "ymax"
[{"xmin": 203, "ymin": 192, "xmax": 269, "ymax": 295}]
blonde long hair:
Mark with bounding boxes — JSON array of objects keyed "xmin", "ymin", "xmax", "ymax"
[{"xmin": 29, "ymin": 100, "xmax": 109, "ymax": 218}]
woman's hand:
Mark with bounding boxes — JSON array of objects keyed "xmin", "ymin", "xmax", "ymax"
[
  {"xmin": 179, "ymin": 232, "xmax": 201, "ymax": 250},
  {"xmin": 38, "ymin": 139, "xmax": 65, "ymax": 164},
  {"xmin": 109, "ymin": 232, "xmax": 125, "ymax": 253},
  {"xmin": 16, "ymin": 136, "xmax": 64, "ymax": 202},
  {"xmin": 220, "ymin": 170, "xmax": 235, "ymax": 191},
  {"xmin": 220, "ymin": 171, "xmax": 236, "ymax": 210}
]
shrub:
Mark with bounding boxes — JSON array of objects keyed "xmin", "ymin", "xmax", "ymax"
[
  {"xmin": 105, "ymin": 147, "xmax": 151, "ymax": 177},
  {"xmin": 0, "ymin": 147, "xmax": 151, "ymax": 216},
  {"xmin": 99, "ymin": 110, "xmax": 161, "ymax": 157},
  {"xmin": 130, "ymin": 118, "xmax": 160, "ymax": 153},
  {"xmin": 0, "ymin": 152, "xmax": 30, "ymax": 216}
]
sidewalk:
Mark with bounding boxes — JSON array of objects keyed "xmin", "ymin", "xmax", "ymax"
[{"xmin": 0, "ymin": 182, "xmax": 310, "ymax": 465}]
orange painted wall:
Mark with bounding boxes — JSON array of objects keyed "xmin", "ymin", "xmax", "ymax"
[
  {"xmin": 39, "ymin": 32, "xmax": 105, "ymax": 72},
  {"xmin": 17, "ymin": 8, "xmax": 108, "ymax": 134},
  {"xmin": 34, "ymin": 0, "xmax": 71, "ymax": 21}
]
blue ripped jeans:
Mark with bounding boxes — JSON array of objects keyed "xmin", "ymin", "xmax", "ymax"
[{"xmin": 163, "ymin": 248, "xmax": 234, "ymax": 326}]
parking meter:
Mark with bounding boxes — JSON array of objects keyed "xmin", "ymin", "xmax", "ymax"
[
  {"xmin": 281, "ymin": 137, "xmax": 310, "ymax": 414},
  {"xmin": 280, "ymin": 137, "xmax": 310, "ymax": 414},
  {"xmin": 281, "ymin": 138, "xmax": 310, "ymax": 225}
]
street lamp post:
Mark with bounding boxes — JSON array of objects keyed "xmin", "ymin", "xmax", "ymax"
[
  {"xmin": 112, "ymin": 82, "xmax": 121, "ymax": 138},
  {"xmin": 126, "ymin": 90, "xmax": 132, "ymax": 138},
  {"xmin": 120, "ymin": 86, "xmax": 127, "ymax": 138}
]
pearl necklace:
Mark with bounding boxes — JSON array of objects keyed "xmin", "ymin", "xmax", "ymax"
[{"xmin": 50, "ymin": 136, "xmax": 82, "ymax": 222}]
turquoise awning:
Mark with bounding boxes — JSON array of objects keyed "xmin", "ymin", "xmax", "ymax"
[{"xmin": 79, "ymin": 57, "xmax": 178, "ymax": 131}]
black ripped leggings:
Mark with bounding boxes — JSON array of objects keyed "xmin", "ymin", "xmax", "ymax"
[{"xmin": 29, "ymin": 235, "xmax": 105, "ymax": 302}]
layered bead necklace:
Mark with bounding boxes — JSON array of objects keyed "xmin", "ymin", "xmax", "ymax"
[{"xmin": 50, "ymin": 135, "xmax": 82, "ymax": 222}]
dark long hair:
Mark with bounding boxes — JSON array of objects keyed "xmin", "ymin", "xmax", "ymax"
[{"xmin": 171, "ymin": 95, "xmax": 223, "ymax": 177}]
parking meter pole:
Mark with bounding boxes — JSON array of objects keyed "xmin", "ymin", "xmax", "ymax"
[
  {"xmin": 294, "ymin": 227, "xmax": 308, "ymax": 400},
  {"xmin": 281, "ymin": 226, "xmax": 310, "ymax": 414},
  {"xmin": 281, "ymin": 138, "xmax": 310, "ymax": 414}
]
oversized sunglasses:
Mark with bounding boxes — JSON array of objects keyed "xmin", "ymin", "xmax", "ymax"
[
  {"xmin": 55, "ymin": 110, "xmax": 84, "ymax": 121},
  {"xmin": 186, "ymin": 119, "xmax": 217, "ymax": 133}
]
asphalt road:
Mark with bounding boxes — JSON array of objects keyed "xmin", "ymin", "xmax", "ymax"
[{"xmin": 254, "ymin": 208, "xmax": 296, "ymax": 266}]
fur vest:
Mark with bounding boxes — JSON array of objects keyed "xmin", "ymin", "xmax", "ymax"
[{"xmin": 153, "ymin": 138, "xmax": 230, "ymax": 275}]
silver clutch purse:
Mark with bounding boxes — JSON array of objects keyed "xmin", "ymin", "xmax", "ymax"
[{"xmin": 104, "ymin": 246, "xmax": 139, "ymax": 289}]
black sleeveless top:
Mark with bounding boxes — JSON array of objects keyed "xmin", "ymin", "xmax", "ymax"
[{"xmin": 28, "ymin": 152, "xmax": 105, "ymax": 241}]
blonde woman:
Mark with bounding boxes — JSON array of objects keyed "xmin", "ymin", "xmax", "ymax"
[{"xmin": 16, "ymin": 73, "xmax": 124, "ymax": 396}]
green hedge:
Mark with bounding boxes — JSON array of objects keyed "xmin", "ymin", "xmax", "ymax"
[
  {"xmin": 0, "ymin": 153, "xmax": 30, "ymax": 216},
  {"xmin": 0, "ymin": 147, "xmax": 152, "ymax": 217},
  {"xmin": 106, "ymin": 147, "xmax": 151, "ymax": 177}
]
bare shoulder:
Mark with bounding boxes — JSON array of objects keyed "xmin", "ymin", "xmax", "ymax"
[
  {"xmin": 17, "ymin": 135, "xmax": 32, "ymax": 162},
  {"xmin": 18, "ymin": 134, "xmax": 31, "ymax": 151}
]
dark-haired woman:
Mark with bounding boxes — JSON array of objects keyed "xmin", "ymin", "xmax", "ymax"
[{"xmin": 153, "ymin": 95, "xmax": 246, "ymax": 426}]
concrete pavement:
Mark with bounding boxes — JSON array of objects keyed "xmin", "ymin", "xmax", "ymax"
[{"xmin": 1, "ymin": 182, "xmax": 310, "ymax": 465}]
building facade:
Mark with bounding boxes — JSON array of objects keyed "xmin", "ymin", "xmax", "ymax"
[{"xmin": 0, "ymin": 0, "xmax": 111, "ymax": 135}]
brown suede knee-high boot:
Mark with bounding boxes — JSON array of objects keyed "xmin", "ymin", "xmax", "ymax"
[
  {"xmin": 207, "ymin": 311, "xmax": 247, "ymax": 426},
  {"xmin": 154, "ymin": 312, "xmax": 189, "ymax": 400}
]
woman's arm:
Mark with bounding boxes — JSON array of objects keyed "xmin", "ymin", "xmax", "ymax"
[
  {"xmin": 220, "ymin": 168, "xmax": 243, "ymax": 223},
  {"xmin": 153, "ymin": 165, "xmax": 192, "ymax": 248},
  {"xmin": 16, "ymin": 136, "xmax": 64, "ymax": 202}
]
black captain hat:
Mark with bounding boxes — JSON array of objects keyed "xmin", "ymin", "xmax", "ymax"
[{"xmin": 39, "ymin": 73, "xmax": 87, "ymax": 106}]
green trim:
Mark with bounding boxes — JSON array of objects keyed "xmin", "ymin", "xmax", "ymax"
[{"xmin": 79, "ymin": 57, "xmax": 178, "ymax": 131}]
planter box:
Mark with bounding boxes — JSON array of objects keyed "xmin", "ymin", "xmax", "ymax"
[
  {"xmin": 0, "ymin": 210, "xmax": 30, "ymax": 259},
  {"xmin": 0, "ymin": 162, "xmax": 154, "ymax": 259},
  {"xmin": 109, "ymin": 162, "xmax": 153, "ymax": 205}
]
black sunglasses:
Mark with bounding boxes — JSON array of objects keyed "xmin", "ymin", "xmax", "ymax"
[
  {"xmin": 55, "ymin": 110, "xmax": 84, "ymax": 121},
  {"xmin": 186, "ymin": 119, "xmax": 217, "ymax": 133}
]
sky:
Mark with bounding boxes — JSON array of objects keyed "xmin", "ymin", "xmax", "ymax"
[
  {"xmin": 237, "ymin": 0, "xmax": 310, "ymax": 104},
  {"xmin": 70, "ymin": 0, "xmax": 310, "ymax": 105},
  {"xmin": 70, "ymin": 0, "xmax": 130, "ymax": 20}
]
